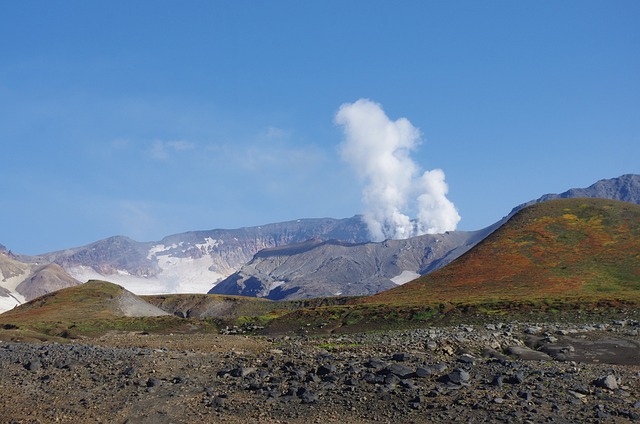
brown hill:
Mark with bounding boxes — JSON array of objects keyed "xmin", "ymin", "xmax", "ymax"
[
  {"xmin": 361, "ymin": 198, "xmax": 640, "ymax": 306},
  {"xmin": 16, "ymin": 263, "xmax": 81, "ymax": 301},
  {"xmin": 1, "ymin": 252, "xmax": 81, "ymax": 312},
  {"xmin": 0, "ymin": 280, "xmax": 168, "ymax": 324}
]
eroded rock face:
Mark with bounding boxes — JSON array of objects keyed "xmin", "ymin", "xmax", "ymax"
[{"xmin": 210, "ymin": 228, "xmax": 492, "ymax": 300}]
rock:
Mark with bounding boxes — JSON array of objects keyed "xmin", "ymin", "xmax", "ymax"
[
  {"xmin": 230, "ymin": 366, "xmax": 256, "ymax": 378},
  {"xmin": 491, "ymin": 374, "xmax": 504, "ymax": 387},
  {"xmin": 456, "ymin": 353, "xmax": 477, "ymax": 364},
  {"xmin": 306, "ymin": 373, "xmax": 321, "ymax": 383},
  {"xmin": 431, "ymin": 363, "xmax": 448, "ymax": 373},
  {"xmin": 384, "ymin": 374, "xmax": 401, "ymax": 387},
  {"xmin": 212, "ymin": 396, "xmax": 226, "ymax": 408},
  {"xmin": 415, "ymin": 367, "xmax": 432, "ymax": 378},
  {"xmin": 300, "ymin": 390, "xmax": 319, "ymax": 404},
  {"xmin": 568, "ymin": 390, "xmax": 586, "ymax": 400},
  {"xmin": 440, "ymin": 369, "xmax": 470, "ymax": 385},
  {"xmin": 518, "ymin": 391, "xmax": 533, "ymax": 401},
  {"xmin": 146, "ymin": 378, "xmax": 161, "ymax": 387},
  {"xmin": 0, "ymin": 320, "xmax": 639, "ymax": 423},
  {"xmin": 507, "ymin": 371, "xmax": 525, "ymax": 384},
  {"xmin": 392, "ymin": 353, "xmax": 410, "ymax": 362},
  {"xmin": 385, "ymin": 363, "xmax": 415, "ymax": 379},
  {"xmin": 400, "ymin": 379, "xmax": 417, "ymax": 390},
  {"xmin": 482, "ymin": 348, "xmax": 510, "ymax": 361},
  {"xmin": 24, "ymin": 360, "xmax": 41, "ymax": 371},
  {"xmin": 364, "ymin": 359, "xmax": 388, "ymax": 370},
  {"xmin": 594, "ymin": 375, "xmax": 618, "ymax": 390},
  {"xmin": 122, "ymin": 366, "xmax": 136, "ymax": 377},
  {"xmin": 316, "ymin": 364, "xmax": 336, "ymax": 376},
  {"xmin": 540, "ymin": 344, "xmax": 575, "ymax": 356}
]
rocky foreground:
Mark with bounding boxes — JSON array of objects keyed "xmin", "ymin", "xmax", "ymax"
[{"xmin": 1, "ymin": 319, "xmax": 639, "ymax": 423}]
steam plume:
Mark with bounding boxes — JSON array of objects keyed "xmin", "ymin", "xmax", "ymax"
[{"xmin": 335, "ymin": 99, "xmax": 461, "ymax": 241}]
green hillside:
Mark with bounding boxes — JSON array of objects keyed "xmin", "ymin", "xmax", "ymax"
[
  {"xmin": 0, "ymin": 281, "xmax": 215, "ymax": 339},
  {"xmin": 363, "ymin": 198, "xmax": 640, "ymax": 306}
]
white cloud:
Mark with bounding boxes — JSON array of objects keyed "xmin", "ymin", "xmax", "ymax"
[
  {"xmin": 167, "ymin": 140, "xmax": 196, "ymax": 151},
  {"xmin": 264, "ymin": 126, "xmax": 291, "ymax": 139},
  {"xmin": 149, "ymin": 140, "xmax": 196, "ymax": 160}
]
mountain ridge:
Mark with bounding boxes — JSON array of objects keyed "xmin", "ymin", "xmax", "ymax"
[
  {"xmin": 9, "ymin": 216, "xmax": 370, "ymax": 299},
  {"xmin": 212, "ymin": 174, "xmax": 640, "ymax": 300},
  {"xmin": 2, "ymin": 174, "xmax": 639, "ymax": 308}
]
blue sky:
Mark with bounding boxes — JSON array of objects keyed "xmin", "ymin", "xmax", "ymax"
[{"xmin": 1, "ymin": 1, "xmax": 638, "ymax": 254}]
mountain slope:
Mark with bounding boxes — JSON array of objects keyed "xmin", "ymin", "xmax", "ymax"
[
  {"xmin": 0, "ymin": 251, "xmax": 81, "ymax": 313},
  {"xmin": 8, "ymin": 174, "xmax": 640, "ymax": 300},
  {"xmin": 213, "ymin": 174, "xmax": 640, "ymax": 300},
  {"xmin": 0, "ymin": 280, "xmax": 168, "ymax": 324},
  {"xmin": 16, "ymin": 263, "xmax": 84, "ymax": 301},
  {"xmin": 362, "ymin": 198, "xmax": 640, "ymax": 306},
  {"xmin": 20, "ymin": 217, "xmax": 369, "ymax": 295},
  {"xmin": 210, "ymin": 229, "xmax": 490, "ymax": 300}
]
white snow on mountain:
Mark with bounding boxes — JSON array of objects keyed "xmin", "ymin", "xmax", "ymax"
[
  {"xmin": 0, "ymin": 266, "xmax": 29, "ymax": 313},
  {"xmin": 68, "ymin": 252, "xmax": 224, "ymax": 296},
  {"xmin": 0, "ymin": 296, "xmax": 20, "ymax": 312},
  {"xmin": 390, "ymin": 270, "xmax": 421, "ymax": 285}
]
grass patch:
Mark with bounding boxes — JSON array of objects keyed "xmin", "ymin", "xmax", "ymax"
[{"xmin": 6, "ymin": 315, "xmax": 220, "ymax": 339}]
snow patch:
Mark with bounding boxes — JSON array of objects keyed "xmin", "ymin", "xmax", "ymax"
[
  {"xmin": 68, "ymin": 262, "xmax": 225, "ymax": 296},
  {"xmin": 1, "ymin": 273, "xmax": 30, "ymax": 297},
  {"xmin": 390, "ymin": 270, "xmax": 421, "ymax": 285},
  {"xmin": 195, "ymin": 237, "xmax": 222, "ymax": 250},
  {"xmin": 0, "ymin": 295, "xmax": 21, "ymax": 314},
  {"xmin": 270, "ymin": 280, "xmax": 285, "ymax": 290},
  {"xmin": 147, "ymin": 243, "xmax": 176, "ymax": 260}
]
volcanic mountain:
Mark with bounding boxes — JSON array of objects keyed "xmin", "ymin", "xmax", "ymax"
[
  {"xmin": 209, "ymin": 229, "xmax": 492, "ymax": 300},
  {"xmin": 361, "ymin": 198, "xmax": 640, "ymax": 306},
  {"xmin": 4, "ymin": 174, "xmax": 639, "ymax": 305},
  {"xmin": 18, "ymin": 217, "xmax": 369, "ymax": 296},
  {"xmin": 212, "ymin": 174, "xmax": 640, "ymax": 300}
]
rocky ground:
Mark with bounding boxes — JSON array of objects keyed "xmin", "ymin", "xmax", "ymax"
[{"xmin": 1, "ymin": 319, "xmax": 639, "ymax": 423}]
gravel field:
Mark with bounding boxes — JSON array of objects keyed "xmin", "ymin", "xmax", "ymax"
[{"xmin": 1, "ymin": 319, "xmax": 639, "ymax": 423}]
